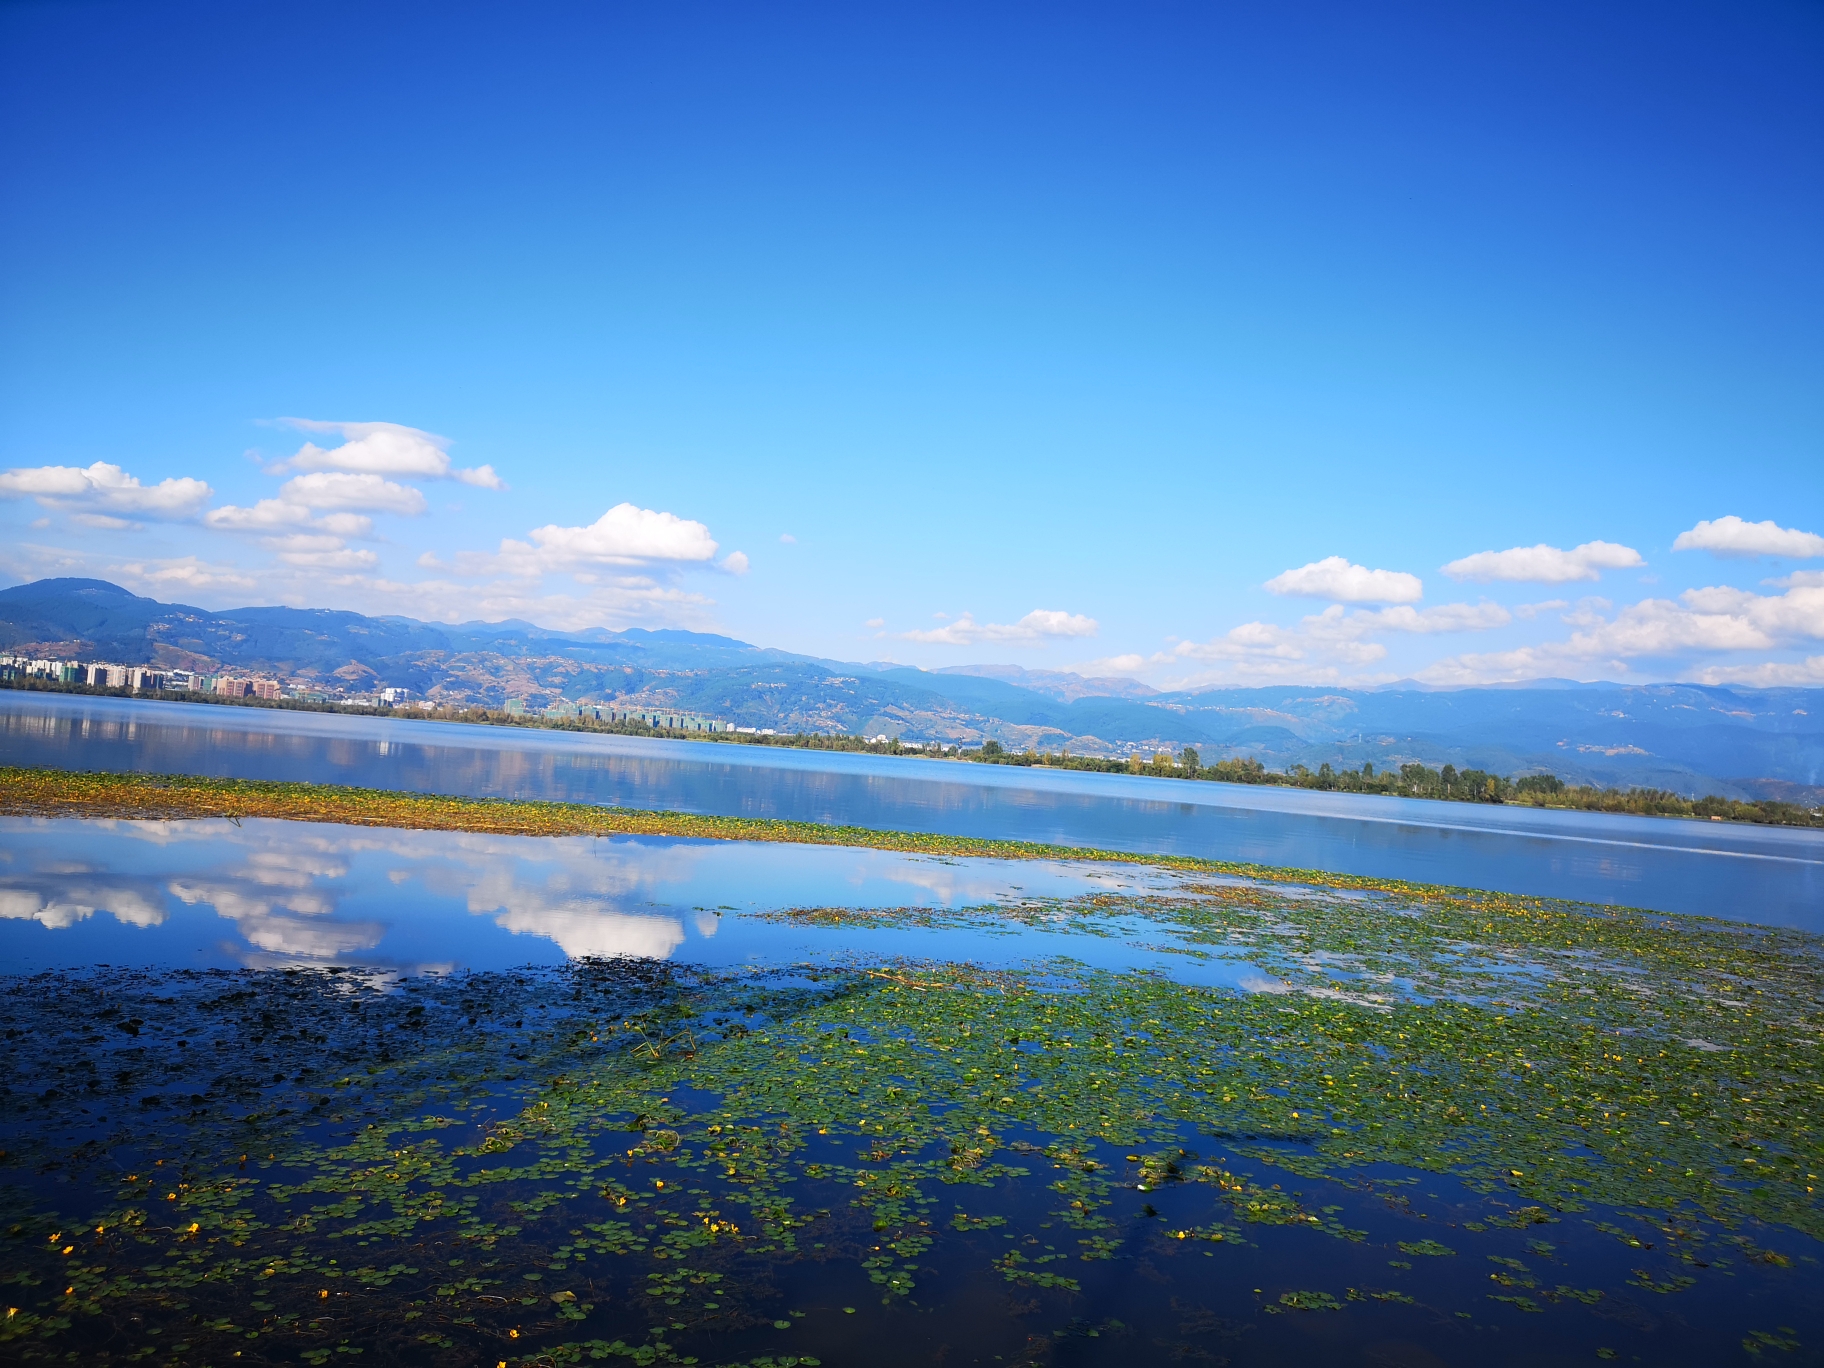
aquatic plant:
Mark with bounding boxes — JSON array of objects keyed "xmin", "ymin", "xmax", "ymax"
[{"xmin": 1, "ymin": 859, "xmax": 1819, "ymax": 1365}]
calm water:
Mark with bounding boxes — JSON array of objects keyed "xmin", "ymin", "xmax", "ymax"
[
  {"xmin": 4, "ymin": 692, "xmax": 1819, "ymax": 925},
  {"xmin": 0, "ymin": 815, "xmax": 1262, "ymax": 988},
  {"xmin": 4, "ymin": 694, "xmax": 1821, "ymax": 1367}
]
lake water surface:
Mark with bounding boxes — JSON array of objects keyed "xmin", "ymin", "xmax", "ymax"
[
  {"xmin": 0, "ymin": 815, "xmax": 1265, "ymax": 990},
  {"xmin": 3, "ymin": 695, "xmax": 1821, "ymax": 1368},
  {"xmin": 3, "ymin": 692, "xmax": 1819, "ymax": 926}
]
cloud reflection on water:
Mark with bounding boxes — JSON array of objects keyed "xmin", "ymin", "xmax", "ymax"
[
  {"xmin": 0, "ymin": 816, "xmax": 1182, "ymax": 975},
  {"xmin": 0, "ymin": 880, "xmax": 167, "ymax": 930}
]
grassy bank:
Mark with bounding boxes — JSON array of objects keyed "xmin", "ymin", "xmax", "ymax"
[{"xmin": 0, "ymin": 764, "xmax": 1453, "ymax": 897}]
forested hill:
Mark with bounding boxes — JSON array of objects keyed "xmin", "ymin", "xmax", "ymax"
[{"xmin": 3, "ymin": 577, "xmax": 1819, "ymax": 803}]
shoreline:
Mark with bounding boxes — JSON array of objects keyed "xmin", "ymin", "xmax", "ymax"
[
  {"xmin": 0, "ymin": 763, "xmax": 1760, "ymax": 923},
  {"xmin": 5, "ymin": 678, "xmax": 1818, "ymax": 828}
]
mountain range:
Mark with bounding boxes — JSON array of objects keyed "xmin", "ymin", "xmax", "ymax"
[{"xmin": 3, "ymin": 577, "xmax": 1819, "ymax": 802}]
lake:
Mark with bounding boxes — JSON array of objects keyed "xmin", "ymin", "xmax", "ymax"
[
  {"xmin": 3, "ymin": 692, "xmax": 1820, "ymax": 926},
  {"xmin": 3, "ymin": 691, "xmax": 1821, "ymax": 1368}
]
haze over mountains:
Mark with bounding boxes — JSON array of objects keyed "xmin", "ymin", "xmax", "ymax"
[{"xmin": 3, "ymin": 577, "xmax": 1819, "ymax": 803}]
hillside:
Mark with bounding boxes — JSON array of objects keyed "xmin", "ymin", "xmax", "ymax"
[{"xmin": 3, "ymin": 577, "xmax": 1819, "ymax": 800}]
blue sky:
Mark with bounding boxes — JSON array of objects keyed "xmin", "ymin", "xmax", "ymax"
[{"xmin": 1, "ymin": 0, "xmax": 1819, "ymax": 688}]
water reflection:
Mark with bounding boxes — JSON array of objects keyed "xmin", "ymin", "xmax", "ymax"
[
  {"xmin": 5, "ymin": 693, "xmax": 1820, "ymax": 923},
  {"xmin": 0, "ymin": 816, "xmax": 1188, "ymax": 976}
]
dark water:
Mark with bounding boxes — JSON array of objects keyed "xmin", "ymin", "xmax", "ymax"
[{"xmin": 4, "ymin": 693, "xmax": 1821, "ymax": 926}]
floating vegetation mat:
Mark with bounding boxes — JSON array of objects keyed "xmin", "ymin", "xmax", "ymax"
[{"xmin": 2, "ymin": 862, "xmax": 1822, "ymax": 1364}]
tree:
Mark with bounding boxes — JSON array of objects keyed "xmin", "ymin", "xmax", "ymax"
[{"xmin": 1181, "ymin": 746, "xmax": 1200, "ymax": 774}]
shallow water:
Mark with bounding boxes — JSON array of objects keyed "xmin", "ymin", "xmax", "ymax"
[
  {"xmin": 0, "ymin": 816, "xmax": 1258, "ymax": 988},
  {"xmin": 4, "ymin": 692, "xmax": 1822, "ymax": 924}
]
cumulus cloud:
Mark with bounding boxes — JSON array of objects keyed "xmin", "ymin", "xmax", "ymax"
[
  {"xmin": 1686, "ymin": 656, "xmax": 1824, "ymax": 687},
  {"xmin": 466, "ymin": 503, "xmax": 721, "ymax": 576},
  {"xmin": 205, "ymin": 498, "xmax": 315, "ymax": 531},
  {"xmin": 1441, "ymin": 540, "xmax": 1644, "ymax": 583},
  {"xmin": 721, "ymin": 550, "xmax": 750, "ymax": 575},
  {"xmin": 273, "ymin": 419, "xmax": 504, "ymax": 489},
  {"xmin": 202, "ymin": 471, "xmax": 428, "ymax": 568},
  {"xmin": 112, "ymin": 556, "xmax": 258, "ymax": 594},
  {"xmin": 1419, "ymin": 580, "xmax": 1824, "ymax": 684},
  {"xmin": 0, "ymin": 461, "xmax": 212, "ymax": 520},
  {"xmin": 1158, "ymin": 599, "xmax": 1513, "ymax": 687},
  {"xmin": 1673, "ymin": 516, "xmax": 1824, "ymax": 559},
  {"xmin": 1365, "ymin": 602, "xmax": 1512, "ymax": 634},
  {"xmin": 278, "ymin": 471, "xmax": 428, "ymax": 515},
  {"xmin": 1077, "ymin": 653, "xmax": 1149, "ymax": 674},
  {"xmin": 901, "ymin": 609, "xmax": 1099, "ymax": 647},
  {"xmin": 1264, "ymin": 556, "xmax": 1423, "ymax": 604}
]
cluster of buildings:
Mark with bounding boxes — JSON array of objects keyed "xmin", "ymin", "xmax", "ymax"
[
  {"xmin": 0, "ymin": 656, "xmax": 416, "ymax": 709},
  {"xmin": 515, "ymin": 699, "xmax": 730, "ymax": 732}
]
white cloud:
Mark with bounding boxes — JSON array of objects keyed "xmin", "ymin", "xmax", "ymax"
[
  {"xmin": 901, "ymin": 609, "xmax": 1099, "ymax": 647},
  {"xmin": 1160, "ymin": 599, "xmax": 1513, "ymax": 687},
  {"xmin": 780, "ymin": 533, "xmax": 797, "ymax": 544},
  {"xmin": 721, "ymin": 550, "xmax": 750, "ymax": 575},
  {"xmin": 270, "ymin": 539, "xmax": 380, "ymax": 571},
  {"xmin": 1685, "ymin": 656, "xmax": 1824, "ymax": 687},
  {"xmin": 278, "ymin": 471, "xmax": 428, "ymax": 515},
  {"xmin": 203, "ymin": 494, "xmax": 377, "ymax": 572},
  {"xmin": 1513, "ymin": 599, "xmax": 1570, "ymax": 619},
  {"xmin": 1441, "ymin": 540, "xmax": 1644, "ymax": 583},
  {"xmin": 1264, "ymin": 556, "xmax": 1423, "ymax": 604},
  {"xmin": 0, "ymin": 461, "xmax": 212, "ymax": 520},
  {"xmin": 205, "ymin": 498, "xmax": 313, "ymax": 531},
  {"xmin": 1076, "ymin": 653, "xmax": 1149, "ymax": 674},
  {"xmin": 1364, "ymin": 601, "xmax": 1512, "ymax": 634},
  {"xmin": 1419, "ymin": 580, "xmax": 1824, "ymax": 684},
  {"xmin": 112, "ymin": 556, "xmax": 259, "ymax": 595},
  {"xmin": 274, "ymin": 419, "xmax": 504, "ymax": 489},
  {"xmin": 1673, "ymin": 515, "xmax": 1824, "ymax": 559},
  {"xmin": 469, "ymin": 503, "xmax": 720, "ymax": 575}
]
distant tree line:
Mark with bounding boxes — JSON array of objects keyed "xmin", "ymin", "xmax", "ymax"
[
  {"xmin": 961, "ymin": 741, "xmax": 1821, "ymax": 828},
  {"xmin": 5, "ymin": 674, "xmax": 1816, "ymax": 828}
]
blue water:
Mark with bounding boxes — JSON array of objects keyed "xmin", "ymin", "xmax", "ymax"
[
  {"xmin": 3, "ymin": 692, "xmax": 1819, "ymax": 926},
  {"xmin": 0, "ymin": 815, "xmax": 1266, "ymax": 982}
]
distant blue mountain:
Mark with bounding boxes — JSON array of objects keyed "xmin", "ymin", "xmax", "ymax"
[{"xmin": 2, "ymin": 577, "xmax": 1818, "ymax": 799}]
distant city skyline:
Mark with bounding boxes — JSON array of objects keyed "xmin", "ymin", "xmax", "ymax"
[{"xmin": 1, "ymin": 1, "xmax": 1818, "ymax": 689}]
